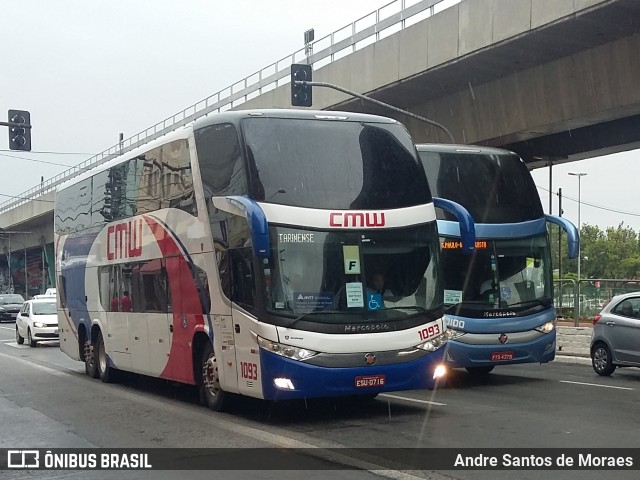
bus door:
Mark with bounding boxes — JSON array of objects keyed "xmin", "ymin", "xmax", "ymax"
[
  {"xmin": 105, "ymin": 264, "xmax": 132, "ymax": 370},
  {"xmin": 144, "ymin": 258, "xmax": 172, "ymax": 379},
  {"xmin": 229, "ymin": 246, "xmax": 262, "ymax": 397},
  {"xmin": 128, "ymin": 259, "xmax": 165, "ymax": 375}
]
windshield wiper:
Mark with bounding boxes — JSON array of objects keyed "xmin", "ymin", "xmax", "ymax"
[
  {"xmin": 287, "ymin": 306, "xmax": 428, "ymax": 329},
  {"xmin": 286, "ymin": 310, "xmax": 361, "ymax": 329},
  {"xmin": 505, "ymin": 299, "xmax": 550, "ymax": 309}
]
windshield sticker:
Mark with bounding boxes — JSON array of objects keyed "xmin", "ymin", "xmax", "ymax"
[
  {"xmin": 367, "ymin": 293, "xmax": 383, "ymax": 310},
  {"xmin": 500, "ymin": 286, "xmax": 512, "ymax": 300},
  {"xmin": 444, "ymin": 289, "xmax": 463, "ymax": 305},
  {"xmin": 346, "ymin": 282, "xmax": 364, "ymax": 308},
  {"xmin": 278, "ymin": 233, "xmax": 315, "ymax": 243},
  {"xmin": 343, "ymin": 245, "xmax": 361, "ymax": 274},
  {"xmin": 274, "ymin": 301, "xmax": 286, "ymax": 309},
  {"xmin": 294, "ymin": 292, "xmax": 334, "ymax": 310}
]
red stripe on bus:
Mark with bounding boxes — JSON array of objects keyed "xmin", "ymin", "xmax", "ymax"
[{"xmin": 144, "ymin": 215, "xmax": 205, "ymax": 385}]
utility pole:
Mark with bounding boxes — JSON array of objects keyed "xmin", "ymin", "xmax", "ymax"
[
  {"xmin": 568, "ymin": 172, "xmax": 587, "ymax": 317},
  {"xmin": 558, "ymin": 188, "xmax": 563, "ymax": 281}
]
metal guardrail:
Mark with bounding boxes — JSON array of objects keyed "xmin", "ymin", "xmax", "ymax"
[
  {"xmin": 0, "ymin": 0, "xmax": 460, "ymax": 215},
  {"xmin": 554, "ymin": 278, "xmax": 640, "ymax": 325}
]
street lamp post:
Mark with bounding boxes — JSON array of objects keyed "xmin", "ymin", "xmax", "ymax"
[{"xmin": 568, "ymin": 172, "xmax": 587, "ymax": 317}]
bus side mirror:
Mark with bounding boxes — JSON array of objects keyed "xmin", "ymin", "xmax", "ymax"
[
  {"xmin": 545, "ymin": 215, "xmax": 579, "ymax": 259},
  {"xmin": 433, "ymin": 197, "xmax": 476, "ymax": 255},
  {"xmin": 212, "ymin": 195, "xmax": 271, "ymax": 258}
]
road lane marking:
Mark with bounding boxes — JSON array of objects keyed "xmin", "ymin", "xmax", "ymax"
[
  {"xmin": 560, "ymin": 380, "xmax": 634, "ymax": 391},
  {"xmin": 0, "ymin": 351, "xmax": 437, "ymax": 480},
  {"xmin": 0, "ymin": 325, "xmax": 16, "ymax": 331},
  {"xmin": 380, "ymin": 393, "xmax": 446, "ymax": 406},
  {"xmin": 0, "ymin": 351, "xmax": 67, "ymax": 377}
]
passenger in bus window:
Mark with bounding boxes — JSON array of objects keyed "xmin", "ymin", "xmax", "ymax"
[
  {"xmin": 110, "ymin": 296, "xmax": 120, "ymax": 312},
  {"xmin": 121, "ymin": 291, "xmax": 132, "ymax": 312},
  {"xmin": 368, "ymin": 272, "xmax": 386, "ymax": 295},
  {"xmin": 366, "ymin": 272, "xmax": 391, "ymax": 310}
]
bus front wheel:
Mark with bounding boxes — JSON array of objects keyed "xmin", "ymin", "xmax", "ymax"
[
  {"xmin": 200, "ymin": 341, "xmax": 227, "ymax": 412},
  {"xmin": 465, "ymin": 366, "xmax": 495, "ymax": 376}
]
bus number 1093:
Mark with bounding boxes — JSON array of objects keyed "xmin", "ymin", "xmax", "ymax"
[
  {"xmin": 418, "ymin": 324, "xmax": 441, "ymax": 341},
  {"xmin": 240, "ymin": 362, "xmax": 258, "ymax": 380}
]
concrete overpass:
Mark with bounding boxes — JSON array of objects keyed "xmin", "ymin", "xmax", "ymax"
[{"xmin": 2, "ymin": 0, "xmax": 638, "ymax": 295}]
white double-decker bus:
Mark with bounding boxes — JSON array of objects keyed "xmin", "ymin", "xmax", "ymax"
[{"xmin": 55, "ymin": 109, "xmax": 471, "ymax": 411}]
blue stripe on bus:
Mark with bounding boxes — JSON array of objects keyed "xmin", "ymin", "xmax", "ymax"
[
  {"xmin": 444, "ymin": 331, "xmax": 556, "ymax": 368},
  {"xmin": 437, "ymin": 218, "xmax": 547, "ymax": 239},
  {"xmin": 259, "ymin": 347, "xmax": 446, "ymax": 400},
  {"xmin": 60, "ymin": 229, "xmax": 101, "ymax": 334}
]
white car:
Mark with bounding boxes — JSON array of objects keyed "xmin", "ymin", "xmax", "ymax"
[
  {"xmin": 32, "ymin": 288, "xmax": 57, "ymax": 300},
  {"xmin": 15, "ymin": 298, "xmax": 59, "ymax": 347}
]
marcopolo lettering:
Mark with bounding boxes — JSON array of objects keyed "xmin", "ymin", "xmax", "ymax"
[
  {"xmin": 344, "ymin": 323, "xmax": 390, "ymax": 333},
  {"xmin": 107, "ymin": 219, "xmax": 143, "ymax": 261},
  {"xmin": 329, "ymin": 212, "xmax": 385, "ymax": 228}
]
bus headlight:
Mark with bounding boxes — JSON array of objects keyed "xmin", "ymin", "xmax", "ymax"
[
  {"xmin": 433, "ymin": 364, "xmax": 447, "ymax": 379},
  {"xmin": 257, "ymin": 336, "xmax": 318, "ymax": 361},
  {"xmin": 416, "ymin": 332, "xmax": 445, "ymax": 351},
  {"xmin": 535, "ymin": 321, "xmax": 556, "ymax": 334}
]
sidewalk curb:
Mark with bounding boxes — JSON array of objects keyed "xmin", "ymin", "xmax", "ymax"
[{"xmin": 554, "ymin": 355, "xmax": 592, "ymax": 366}]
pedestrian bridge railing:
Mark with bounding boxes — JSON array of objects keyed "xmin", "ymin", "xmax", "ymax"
[{"xmin": 0, "ymin": 0, "xmax": 460, "ymax": 215}]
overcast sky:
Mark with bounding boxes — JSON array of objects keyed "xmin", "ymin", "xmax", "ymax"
[{"xmin": 1, "ymin": 0, "xmax": 639, "ymax": 231}]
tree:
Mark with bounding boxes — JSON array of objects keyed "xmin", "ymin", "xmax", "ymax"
[{"xmin": 553, "ymin": 222, "xmax": 640, "ymax": 280}]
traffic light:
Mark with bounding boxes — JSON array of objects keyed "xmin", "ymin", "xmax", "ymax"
[
  {"xmin": 8, "ymin": 109, "xmax": 31, "ymax": 151},
  {"xmin": 291, "ymin": 64, "xmax": 312, "ymax": 107}
]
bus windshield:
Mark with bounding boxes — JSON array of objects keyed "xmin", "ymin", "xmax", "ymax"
[
  {"xmin": 420, "ymin": 150, "xmax": 543, "ymax": 223},
  {"xmin": 263, "ymin": 223, "xmax": 442, "ymax": 324},
  {"xmin": 242, "ymin": 117, "xmax": 430, "ymax": 209},
  {"xmin": 440, "ymin": 234, "xmax": 552, "ymax": 315}
]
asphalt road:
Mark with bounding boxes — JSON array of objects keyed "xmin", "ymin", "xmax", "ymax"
[{"xmin": 0, "ymin": 322, "xmax": 639, "ymax": 480}]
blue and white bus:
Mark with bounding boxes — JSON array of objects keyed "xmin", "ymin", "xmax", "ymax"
[
  {"xmin": 418, "ymin": 144, "xmax": 579, "ymax": 375},
  {"xmin": 55, "ymin": 110, "xmax": 475, "ymax": 410}
]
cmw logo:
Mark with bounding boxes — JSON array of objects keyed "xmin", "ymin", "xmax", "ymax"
[{"xmin": 329, "ymin": 212, "xmax": 385, "ymax": 228}]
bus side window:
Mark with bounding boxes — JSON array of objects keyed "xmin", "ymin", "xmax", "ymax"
[
  {"xmin": 231, "ymin": 247, "xmax": 255, "ymax": 312},
  {"xmin": 227, "ymin": 214, "xmax": 255, "ymax": 311},
  {"xmin": 58, "ymin": 275, "xmax": 67, "ymax": 309}
]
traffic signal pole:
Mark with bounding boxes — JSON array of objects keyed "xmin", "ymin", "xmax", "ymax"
[
  {"xmin": 3, "ymin": 109, "xmax": 32, "ymax": 151},
  {"xmin": 0, "ymin": 120, "xmax": 31, "ymax": 128},
  {"xmin": 293, "ymin": 79, "xmax": 455, "ymax": 143}
]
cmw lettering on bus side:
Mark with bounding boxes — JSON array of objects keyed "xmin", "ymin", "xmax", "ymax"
[{"xmin": 107, "ymin": 219, "xmax": 143, "ymax": 260}]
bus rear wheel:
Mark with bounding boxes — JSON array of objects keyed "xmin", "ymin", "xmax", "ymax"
[
  {"xmin": 465, "ymin": 365, "xmax": 495, "ymax": 376},
  {"xmin": 95, "ymin": 331, "xmax": 116, "ymax": 383},
  {"xmin": 84, "ymin": 339, "xmax": 99, "ymax": 378},
  {"xmin": 200, "ymin": 341, "xmax": 227, "ymax": 412}
]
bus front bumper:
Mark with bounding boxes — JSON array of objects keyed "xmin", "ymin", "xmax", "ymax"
[
  {"xmin": 259, "ymin": 347, "xmax": 446, "ymax": 401},
  {"xmin": 444, "ymin": 330, "xmax": 556, "ymax": 368}
]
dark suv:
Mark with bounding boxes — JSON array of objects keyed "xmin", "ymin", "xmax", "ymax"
[{"xmin": 0, "ymin": 294, "xmax": 26, "ymax": 322}]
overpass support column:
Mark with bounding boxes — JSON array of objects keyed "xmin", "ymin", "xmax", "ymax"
[{"xmin": 40, "ymin": 236, "xmax": 55, "ymax": 289}]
